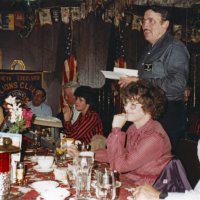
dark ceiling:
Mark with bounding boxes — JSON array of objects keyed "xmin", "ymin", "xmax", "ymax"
[{"xmin": 0, "ymin": 0, "xmax": 84, "ymax": 12}]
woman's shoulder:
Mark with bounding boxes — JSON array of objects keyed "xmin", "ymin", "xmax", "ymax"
[{"xmin": 141, "ymin": 119, "xmax": 167, "ymax": 136}]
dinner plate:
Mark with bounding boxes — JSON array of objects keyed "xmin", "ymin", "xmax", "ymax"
[
  {"xmin": 33, "ymin": 165, "xmax": 54, "ymax": 173},
  {"xmin": 40, "ymin": 188, "xmax": 70, "ymax": 200},
  {"xmin": 91, "ymin": 181, "xmax": 121, "ymax": 189},
  {"xmin": 29, "ymin": 156, "xmax": 38, "ymax": 162},
  {"xmin": 30, "ymin": 180, "xmax": 59, "ymax": 193},
  {"xmin": 127, "ymin": 196, "xmax": 135, "ymax": 200}
]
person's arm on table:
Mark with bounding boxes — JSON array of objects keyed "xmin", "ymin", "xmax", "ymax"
[
  {"xmin": 133, "ymin": 182, "xmax": 200, "ymax": 200},
  {"xmin": 133, "ymin": 184, "xmax": 160, "ymax": 200}
]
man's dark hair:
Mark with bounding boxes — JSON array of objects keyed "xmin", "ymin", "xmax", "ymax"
[
  {"xmin": 74, "ymin": 86, "xmax": 97, "ymax": 110},
  {"xmin": 148, "ymin": 5, "xmax": 171, "ymax": 21},
  {"xmin": 33, "ymin": 87, "xmax": 46, "ymax": 97}
]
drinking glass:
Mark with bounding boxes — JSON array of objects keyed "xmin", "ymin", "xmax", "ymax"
[
  {"xmin": 95, "ymin": 169, "xmax": 116, "ymax": 200},
  {"xmin": 75, "ymin": 154, "xmax": 94, "ymax": 199},
  {"xmin": 32, "ymin": 133, "xmax": 41, "ymax": 156}
]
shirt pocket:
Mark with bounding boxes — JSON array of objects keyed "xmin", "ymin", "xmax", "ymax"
[{"xmin": 152, "ymin": 60, "xmax": 165, "ymax": 78}]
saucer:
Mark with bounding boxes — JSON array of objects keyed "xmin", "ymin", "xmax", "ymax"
[
  {"xmin": 91, "ymin": 181, "xmax": 121, "ymax": 189},
  {"xmin": 33, "ymin": 165, "xmax": 54, "ymax": 173},
  {"xmin": 30, "ymin": 180, "xmax": 59, "ymax": 194},
  {"xmin": 41, "ymin": 187, "xmax": 70, "ymax": 200}
]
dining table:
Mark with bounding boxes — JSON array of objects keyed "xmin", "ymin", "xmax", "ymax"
[{"xmin": 9, "ymin": 145, "xmax": 136, "ymax": 200}]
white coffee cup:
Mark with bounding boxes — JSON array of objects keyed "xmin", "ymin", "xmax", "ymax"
[{"xmin": 38, "ymin": 156, "xmax": 54, "ymax": 169}]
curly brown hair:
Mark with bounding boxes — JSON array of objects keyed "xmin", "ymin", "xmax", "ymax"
[{"xmin": 121, "ymin": 80, "xmax": 167, "ymax": 120}]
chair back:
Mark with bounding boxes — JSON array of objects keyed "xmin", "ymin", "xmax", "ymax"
[
  {"xmin": 175, "ymin": 139, "xmax": 200, "ymax": 188},
  {"xmin": 153, "ymin": 158, "xmax": 192, "ymax": 193}
]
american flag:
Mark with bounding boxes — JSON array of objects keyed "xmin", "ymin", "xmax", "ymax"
[
  {"xmin": 115, "ymin": 26, "xmax": 126, "ymax": 68},
  {"xmin": 60, "ymin": 22, "xmax": 78, "ymax": 107}
]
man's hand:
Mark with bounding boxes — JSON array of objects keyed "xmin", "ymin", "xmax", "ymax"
[
  {"xmin": 67, "ymin": 146, "xmax": 80, "ymax": 157},
  {"xmin": 132, "ymin": 184, "xmax": 160, "ymax": 200},
  {"xmin": 63, "ymin": 104, "xmax": 73, "ymax": 122},
  {"xmin": 118, "ymin": 76, "xmax": 139, "ymax": 88}
]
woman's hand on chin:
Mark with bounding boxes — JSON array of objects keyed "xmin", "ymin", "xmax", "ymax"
[{"xmin": 112, "ymin": 113, "xmax": 127, "ymax": 128}]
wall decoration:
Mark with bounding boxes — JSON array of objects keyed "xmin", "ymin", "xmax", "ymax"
[
  {"xmin": 39, "ymin": 8, "xmax": 52, "ymax": 25},
  {"xmin": 61, "ymin": 7, "xmax": 70, "ymax": 24}
]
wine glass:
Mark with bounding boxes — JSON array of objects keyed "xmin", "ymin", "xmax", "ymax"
[
  {"xmin": 32, "ymin": 133, "xmax": 41, "ymax": 156},
  {"xmin": 95, "ymin": 169, "xmax": 116, "ymax": 200},
  {"xmin": 55, "ymin": 140, "xmax": 67, "ymax": 167}
]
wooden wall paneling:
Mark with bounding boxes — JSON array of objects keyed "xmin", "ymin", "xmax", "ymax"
[{"xmin": 74, "ymin": 14, "xmax": 111, "ymax": 88}]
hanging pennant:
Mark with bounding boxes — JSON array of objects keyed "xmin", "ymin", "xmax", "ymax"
[
  {"xmin": 39, "ymin": 9, "xmax": 52, "ymax": 26},
  {"xmin": 114, "ymin": 13, "xmax": 122, "ymax": 27},
  {"xmin": 80, "ymin": 2, "xmax": 86, "ymax": 19},
  {"xmin": 86, "ymin": 0, "xmax": 94, "ymax": 13},
  {"xmin": 131, "ymin": 14, "xmax": 142, "ymax": 31},
  {"xmin": 51, "ymin": 7, "xmax": 61, "ymax": 23},
  {"xmin": 0, "ymin": 14, "xmax": 2, "ymax": 30},
  {"xmin": 14, "ymin": 11, "xmax": 24, "ymax": 29},
  {"xmin": 173, "ymin": 24, "xmax": 182, "ymax": 40},
  {"xmin": 61, "ymin": 7, "xmax": 70, "ymax": 24},
  {"xmin": 2, "ymin": 13, "xmax": 14, "ymax": 30},
  {"xmin": 71, "ymin": 7, "xmax": 81, "ymax": 21}
]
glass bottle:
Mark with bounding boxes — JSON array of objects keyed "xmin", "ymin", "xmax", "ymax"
[{"xmin": 16, "ymin": 162, "xmax": 25, "ymax": 185}]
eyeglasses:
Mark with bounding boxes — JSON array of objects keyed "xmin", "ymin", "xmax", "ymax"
[
  {"xmin": 123, "ymin": 100, "xmax": 141, "ymax": 110},
  {"xmin": 141, "ymin": 17, "xmax": 161, "ymax": 26}
]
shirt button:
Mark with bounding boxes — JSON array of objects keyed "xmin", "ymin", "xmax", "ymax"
[
  {"xmin": 142, "ymin": 63, "xmax": 144, "ymax": 65},
  {"xmin": 148, "ymin": 52, "xmax": 151, "ymax": 55}
]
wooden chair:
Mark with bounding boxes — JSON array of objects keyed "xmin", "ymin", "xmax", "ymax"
[{"xmin": 175, "ymin": 138, "xmax": 200, "ymax": 188}]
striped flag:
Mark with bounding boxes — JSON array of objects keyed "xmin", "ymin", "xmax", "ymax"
[
  {"xmin": 115, "ymin": 26, "xmax": 126, "ymax": 68},
  {"xmin": 60, "ymin": 22, "xmax": 78, "ymax": 107}
]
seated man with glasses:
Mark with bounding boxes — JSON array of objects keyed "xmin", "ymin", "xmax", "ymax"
[
  {"xmin": 95, "ymin": 80, "xmax": 172, "ymax": 185},
  {"xmin": 28, "ymin": 87, "xmax": 52, "ymax": 117}
]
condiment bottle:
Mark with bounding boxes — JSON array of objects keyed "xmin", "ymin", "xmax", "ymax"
[{"xmin": 16, "ymin": 162, "xmax": 25, "ymax": 185}]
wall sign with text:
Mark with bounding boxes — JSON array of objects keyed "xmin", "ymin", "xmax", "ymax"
[{"xmin": 0, "ymin": 70, "xmax": 42, "ymax": 105}]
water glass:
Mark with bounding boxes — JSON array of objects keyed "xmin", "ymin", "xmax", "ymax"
[
  {"xmin": 95, "ymin": 169, "xmax": 116, "ymax": 200},
  {"xmin": 75, "ymin": 155, "xmax": 94, "ymax": 199}
]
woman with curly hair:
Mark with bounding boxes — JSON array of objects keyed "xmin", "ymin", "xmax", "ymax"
[{"xmin": 95, "ymin": 80, "xmax": 172, "ymax": 185}]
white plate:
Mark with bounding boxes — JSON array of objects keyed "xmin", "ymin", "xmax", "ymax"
[
  {"xmin": 30, "ymin": 181, "xmax": 59, "ymax": 193},
  {"xmin": 91, "ymin": 181, "xmax": 121, "ymax": 189},
  {"xmin": 29, "ymin": 156, "xmax": 38, "ymax": 162},
  {"xmin": 33, "ymin": 165, "xmax": 54, "ymax": 173},
  {"xmin": 40, "ymin": 188, "xmax": 70, "ymax": 200},
  {"xmin": 127, "ymin": 196, "xmax": 135, "ymax": 200}
]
